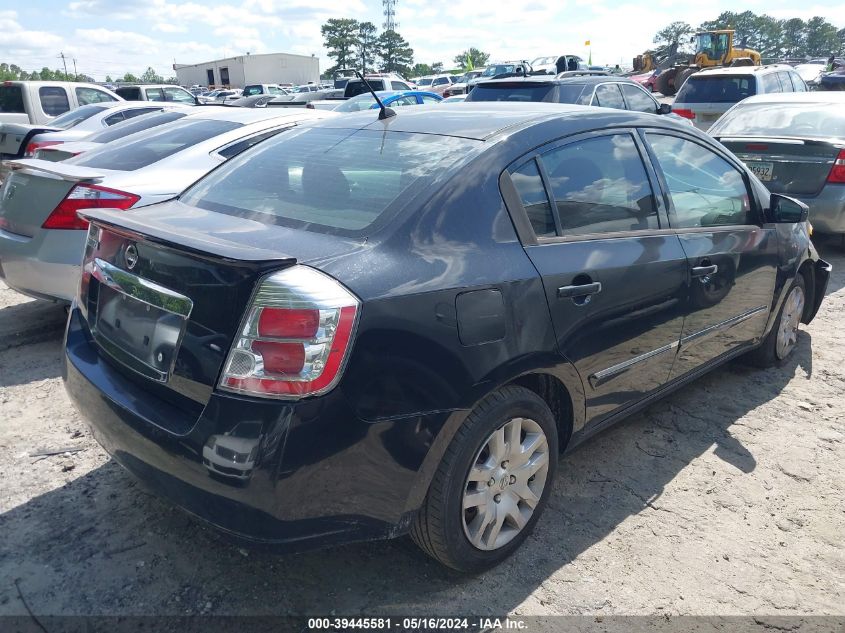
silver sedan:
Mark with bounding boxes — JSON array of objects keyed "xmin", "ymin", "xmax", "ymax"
[{"xmin": 0, "ymin": 107, "xmax": 334, "ymax": 303}]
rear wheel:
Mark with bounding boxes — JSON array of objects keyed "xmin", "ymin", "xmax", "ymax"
[
  {"xmin": 411, "ymin": 386, "xmax": 558, "ymax": 572},
  {"xmin": 746, "ymin": 274, "xmax": 806, "ymax": 367}
]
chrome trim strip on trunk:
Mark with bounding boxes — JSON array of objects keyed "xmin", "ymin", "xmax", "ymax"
[{"xmin": 90, "ymin": 258, "xmax": 193, "ymax": 317}]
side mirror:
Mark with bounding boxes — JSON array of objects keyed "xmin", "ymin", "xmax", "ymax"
[
  {"xmin": 769, "ymin": 193, "xmax": 809, "ymax": 224},
  {"xmin": 658, "ymin": 103, "xmax": 672, "ymax": 115}
]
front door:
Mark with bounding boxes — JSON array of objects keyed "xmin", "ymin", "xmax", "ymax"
[
  {"xmin": 508, "ymin": 130, "xmax": 689, "ymax": 422},
  {"xmin": 642, "ymin": 131, "xmax": 778, "ymax": 378}
]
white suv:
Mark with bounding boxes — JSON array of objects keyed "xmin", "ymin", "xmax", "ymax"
[{"xmin": 673, "ymin": 64, "xmax": 808, "ymax": 131}]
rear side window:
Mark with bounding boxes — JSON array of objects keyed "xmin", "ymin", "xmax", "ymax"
[
  {"xmin": 39, "ymin": 87, "xmax": 70, "ymax": 116},
  {"xmin": 555, "ymin": 84, "xmax": 588, "ymax": 104},
  {"xmin": 115, "ymin": 87, "xmax": 142, "ymax": 100},
  {"xmin": 539, "ymin": 134, "xmax": 657, "ymax": 236},
  {"xmin": 72, "ymin": 119, "xmax": 241, "ymax": 171},
  {"xmin": 46, "ymin": 104, "xmax": 107, "ymax": 129},
  {"xmin": 620, "ymin": 84, "xmax": 657, "ymax": 113},
  {"xmin": 510, "ymin": 159, "xmax": 556, "ymax": 237},
  {"xmin": 104, "ymin": 111, "xmax": 126, "ymax": 126},
  {"xmin": 76, "ymin": 87, "xmax": 117, "ymax": 105},
  {"xmin": 86, "ymin": 110, "xmax": 187, "ymax": 144},
  {"xmin": 789, "ymin": 73, "xmax": 807, "ymax": 92},
  {"xmin": 593, "ymin": 84, "xmax": 625, "ymax": 109},
  {"xmin": 216, "ymin": 128, "xmax": 283, "ymax": 159},
  {"xmin": 145, "ymin": 88, "xmax": 165, "ymax": 102},
  {"xmin": 761, "ymin": 73, "xmax": 782, "ymax": 93},
  {"xmin": 675, "ymin": 76, "xmax": 756, "ymax": 104},
  {"xmin": 646, "ymin": 134, "xmax": 754, "ymax": 228},
  {"xmin": 466, "ymin": 83, "xmax": 556, "ymax": 102},
  {"xmin": 180, "ymin": 127, "xmax": 480, "ymax": 235},
  {"xmin": 0, "ymin": 86, "xmax": 24, "ymax": 113}
]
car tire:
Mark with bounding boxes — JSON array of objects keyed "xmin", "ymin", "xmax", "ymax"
[
  {"xmin": 746, "ymin": 274, "xmax": 806, "ymax": 368},
  {"xmin": 411, "ymin": 385, "xmax": 558, "ymax": 573}
]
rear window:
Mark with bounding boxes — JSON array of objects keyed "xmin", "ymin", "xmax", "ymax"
[
  {"xmin": 72, "ymin": 118, "xmax": 240, "ymax": 171},
  {"xmin": 0, "ymin": 86, "xmax": 25, "ymax": 113},
  {"xmin": 346, "ymin": 80, "xmax": 385, "ymax": 97},
  {"xmin": 180, "ymin": 127, "xmax": 481, "ymax": 235},
  {"xmin": 675, "ymin": 75, "xmax": 756, "ymax": 104},
  {"xmin": 467, "ymin": 82, "xmax": 556, "ymax": 102},
  {"xmin": 86, "ymin": 110, "xmax": 187, "ymax": 144},
  {"xmin": 47, "ymin": 104, "xmax": 108, "ymax": 129},
  {"xmin": 709, "ymin": 102, "xmax": 845, "ymax": 139},
  {"xmin": 39, "ymin": 87, "xmax": 70, "ymax": 116}
]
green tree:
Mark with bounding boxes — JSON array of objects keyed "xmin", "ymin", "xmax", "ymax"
[
  {"xmin": 838, "ymin": 28, "xmax": 845, "ymax": 55},
  {"xmin": 40, "ymin": 67, "xmax": 54, "ymax": 80},
  {"xmin": 321, "ymin": 18, "xmax": 360, "ymax": 75},
  {"xmin": 411, "ymin": 63, "xmax": 432, "ymax": 77},
  {"xmin": 121, "ymin": 72, "xmax": 138, "ymax": 83},
  {"xmin": 431, "ymin": 62, "xmax": 443, "ymax": 73},
  {"xmin": 164, "ymin": 76, "xmax": 179, "ymax": 85},
  {"xmin": 104, "ymin": 74, "xmax": 113, "ymax": 83},
  {"xmin": 355, "ymin": 21, "xmax": 378, "ymax": 73},
  {"xmin": 140, "ymin": 66, "xmax": 163, "ymax": 84},
  {"xmin": 781, "ymin": 18, "xmax": 807, "ymax": 57},
  {"xmin": 653, "ymin": 21, "xmax": 694, "ymax": 50},
  {"xmin": 377, "ymin": 29, "xmax": 414, "ymax": 75},
  {"xmin": 805, "ymin": 16, "xmax": 840, "ymax": 57},
  {"xmin": 753, "ymin": 15, "xmax": 783, "ymax": 58},
  {"xmin": 453, "ymin": 47, "xmax": 490, "ymax": 70}
]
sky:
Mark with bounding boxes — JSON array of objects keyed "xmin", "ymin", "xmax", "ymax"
[{"xmin": 1, "ymin": 0, "xmax": 844, "ymax": 81}]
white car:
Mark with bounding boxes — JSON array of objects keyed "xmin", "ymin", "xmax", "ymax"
[{"xmin": 18, "ymin": 102, "xmax": 193, "ymax": 158}]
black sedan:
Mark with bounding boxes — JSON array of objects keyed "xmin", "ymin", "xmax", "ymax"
[{"xmin": 63, "ymin": 103, "xmax": 829, "ymax": 572}]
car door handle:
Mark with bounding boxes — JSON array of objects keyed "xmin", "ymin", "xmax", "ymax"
[
  {"xmin": 691, "ymin": 264, "xmax": 718, "ymax": 278},
  {"xmin": 558, "ymin": 282, "xmax": 602, "ymax": 298}
]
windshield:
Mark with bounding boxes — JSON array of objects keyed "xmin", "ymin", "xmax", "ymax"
[
  {"xmin": 334, "ymin": 94, "xmax": 378, "ymax": 112},
  {"xmin": 466, "ymin": 82, "xmax": 556, "ymax": 102},
  {"xmin": 416, "ymin": 77, "xmax": 433, "ymax": 86},
  {"xmin": 48, "ymin": 104, "xmax": 108, "ymax": 129},
  {"xmin": 710, "ymin": 102, "xmax": 845, "ymax": 139},
  {"xmin": 675, "ymin": 75, "xmax": 756, "ymax": 104},
  {"xmin": 86, "ymin": 110, "xmax": 189, "ymax": 144},
  {"xmin": 180, "ymin": 127, "xmax": 481, "ymax": 235},
  {"xmin": 482, "ymin": 65, "xmax": 516, "ymax": 77},
  {"xmin": 71, "ymin": 118, "xmax": 241, "ymax": 171}
]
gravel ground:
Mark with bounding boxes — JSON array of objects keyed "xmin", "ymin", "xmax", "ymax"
[{"xmin": 0, "ymin": 240, "xmax": 843, "ymax": 622}]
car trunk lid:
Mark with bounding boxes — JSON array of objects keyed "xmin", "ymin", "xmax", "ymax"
[
  {"xmin": 719, "ymin": 137, "xmax": 843, "ymax": 196},
  {"xmin": 0, "ymin": 159, "xmax": 115, "ymax": 237},
  {"xmin": 0, "ymin": 122, "xmax": 60, "ymax": 157},
  {"xmin": 75, "ymin": 202, "xmax": 365, "ymax": 423}
]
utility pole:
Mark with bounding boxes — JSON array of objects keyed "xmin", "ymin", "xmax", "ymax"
[
  {"xmin": 72, "ymin": 58, "xmax": 78, "ymax": 81},
  {"xmin": 59, "ymin": 52, "xmax": 68, "ymax": 79},
  {"xmin": 382, "ymin": 0, "xmax": 398, "ymax": 31}
]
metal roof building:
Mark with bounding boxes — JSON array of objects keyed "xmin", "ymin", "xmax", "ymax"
[{"xmin": 173, "ymin": 52, "xmax": 320, "ymax": 88}]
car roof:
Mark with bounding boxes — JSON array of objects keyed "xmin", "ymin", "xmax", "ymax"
[
  {"xmin": 307, "ymin": 102, "xmax": 676, "ymax": 141},
  {"xmin": 117, "ymin": 84, "xmax": 190, "ymax": 89},
  {"xmin": 731, "ymin": 92, "xmax": 845, "ymax": 105},
  {"xmin": 478, "ymin": 75, "xmax": 634, "ymax": 86},
  {"xmin": 180, "ymin": 106, "xmax": 314, "ymax": 124},
  {"xmin": 693, "ymin": 64, "xmax": 796, "ymax": 77}
]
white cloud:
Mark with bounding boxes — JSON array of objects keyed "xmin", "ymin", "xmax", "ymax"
[{"xmin": 153, "ymin": 22, "xmax": 187, "ymax": 33}]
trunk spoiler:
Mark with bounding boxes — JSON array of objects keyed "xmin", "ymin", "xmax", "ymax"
[
  {"xmin": 81, "ymin": 208, "xmax": 298, "ymax": 264},
  {"xmin": 3, "ymin": 158, "xmax": 106, "ymax": 182}
]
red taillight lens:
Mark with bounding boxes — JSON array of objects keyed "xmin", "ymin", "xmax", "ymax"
[
  {"xmin": 42, "ymin": 183, "xmax": 140, "ymax": 230},
  {"xmin": 672, "ymin": 108, "xmax": 695, "ymax": 120},
  {"xmin": 24, "ymin": 140, "xmax": 63, "ymax": 157},
  {"xmin": 828, "ymin": 149, "xmax": 845, "ymax": 184},
  {"xmin": 220, "ymin": 266, "xmax": 360, "ymax": 399}
]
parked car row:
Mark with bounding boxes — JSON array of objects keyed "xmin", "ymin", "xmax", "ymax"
[{"xmin": 0, "ymin": 72, "xmax": 837, "ymax": 574}]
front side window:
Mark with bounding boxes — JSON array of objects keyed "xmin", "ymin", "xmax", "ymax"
[
  {"xmin": 180, "ymin": 128, "xmax": 480, "ymax": 235},
  {"xmin": 760, "ymin": 73, "xmax": 782, "ymax": 93},
  {"xmin": 790, "ymin": 73, "xmax": 807, "ymax": 92},
  {"xmin": 646, "ymin": 133, "xmax": 754, "ymax": 228},
  {"xmin": 164, "ymin": 87, "xmax": 195, "ymax": 103},
  {"xmin": 390, "ymin": 96, "xmax": 418, "ymax": 107},
  {"xmin": 76, "ymin": 87, "xmax": 117, "ymax": 105},
  {"xmin": 593, "ymin": 84, "xmax": 625, "ymax": 109},
  {"xmin": 510, "ymin": 159, "xmax": 555, "ymax": 237},
  {"xmin": 540, "ymin": 134, "xmax": 657, "ymax": 236},
  {"xmin": 145, "ymin": 88, "xmax": 165, "ymax": 101},
  {"xmin": 392, "ymin": 81, "xmax": 410, "ymax": 90},
  {"xmin": 620, "ymin": 84, "xmax": 657, "ymax": 113},
  {"xmin": 39, "ymin": 87, "xmax": 70, "ymax": 116}
]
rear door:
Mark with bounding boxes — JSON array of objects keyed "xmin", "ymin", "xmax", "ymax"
[
  {"xmin": 507, "ymin": 129, "xmax": 689, "ymax": 422},
  {"xmin": 642, "ymin": 131, "xmax": 778, "ymax": 377}
]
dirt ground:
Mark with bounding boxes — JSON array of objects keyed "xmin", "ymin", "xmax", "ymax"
[{"xmin": 0, "ymin": 240, "xmax": 843, "ymax": 623}]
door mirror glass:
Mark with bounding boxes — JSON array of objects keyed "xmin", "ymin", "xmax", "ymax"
[
  {"xmin": 658, "ymin": 103, "xmax": 672, "ymax": 115},
  {"xmin": 770, "ymin": 194, "xmax": 808, "ymax": 223}
]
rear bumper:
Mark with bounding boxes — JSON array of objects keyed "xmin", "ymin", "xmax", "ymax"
[
  {"xmin": 63, "ymin": 307, "xmax": 448, "ymax": 550},
  {"xmin": 795, "ymin": 186, "xmax": 845, "ymax": 234},
  {"xmin": 0, "ymin": 227, "xmax": 83, "ymax": 302}
]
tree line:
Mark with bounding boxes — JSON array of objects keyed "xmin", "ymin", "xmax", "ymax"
[
  {"xmin": 654, "ymin": 12, "xmax": 845, "ymax": 59},
  {"xmin": 0, "ymin": 63, "xmax": 177, "ymax": 84},
  {"xmin": 321, "ymin": 18, "xmax": 491, "ymax": 78}
]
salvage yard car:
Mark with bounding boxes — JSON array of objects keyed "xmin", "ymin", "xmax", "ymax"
[
  {"xmin": 62, "ymin": 103, "xmax": 829, "ymax": 573},
  {"xmin": 709, "ymin": 92, "xmax": 845, "ymax": 241},
  {"xmin": 0, "ymin": 80, "xmax": 120, "ymax": 125},
  {"xmin": 0, "ymin": 107, "xmax": 332, "ymax": 303}
]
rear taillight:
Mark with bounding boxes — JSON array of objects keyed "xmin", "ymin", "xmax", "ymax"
[
  {"xmin": 672, "ymin": 108, "xmax": 695, "ymax": 120},
  {"xmin": 219, "ymin": 266, "xmax": 360, "ymax": 399},
  {"xmin": 828, "ymin": 149, "xmax": 845, "ymax": 184},
  {"xmin": 24, "ymin": 140, "xmax": 63, "ymax": 157},
  {"xmin": 41, "ymin": 183, "xmax": 140, "ymax": 230}
]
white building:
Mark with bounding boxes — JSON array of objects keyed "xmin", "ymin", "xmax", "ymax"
[{"xmin": 173, "ymin": 52, "xmax": 320, "ymax": 88}]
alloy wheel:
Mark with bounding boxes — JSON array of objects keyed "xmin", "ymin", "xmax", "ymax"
[
  {"xmin": 462, "ymin": 417, "xmax": 549, "ymax": 551},
  {"xmin": 776, "ymin": 285, "xmax": 805, "ymax": 360}
]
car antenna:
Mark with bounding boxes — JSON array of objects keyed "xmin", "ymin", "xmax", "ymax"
[{"xmin": 340, "ymin": 68, "xmax": 396, "ymax": 120}]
